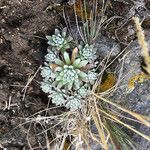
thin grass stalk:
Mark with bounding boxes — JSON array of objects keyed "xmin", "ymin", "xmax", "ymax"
[
  {"xmin": 133, "ymin": 17, "xmax": 149, "ymax": 63},
  {"xmin": 74, "ymin": 1, "xmax": 85, "ymax": 42},
  {"xmin": 89, "ymin": 10, "xmax": 93, "ymax": 44},
  {"xmin": 92, "ymin": 0, "xmax": 98, "ymax": 44},
  {"xmin": 109, "ymin": 108, "xmax": 146, "ymax": 124},
  {"xmin": 107, "ymin": 122, "xmax": 138, "ymax": 150},
  {"xmin": 93, "ymin": 93, "xmax": 150, "ymax": 127},
  {"xmin": 59, "ymin": 134, "xmax": 66, "ymax": 150},
  {"xmin": 83, "ymin": 0, "xmax": 90, "ymax": 43},
  {"xmin": 92, "ymin": 98, "xmax": 109, "ymax": 150},
  {"xmin": 81, "ymin": 134, "xmax": 91, "ymax": 150},
  {"xmin": 63, "ymin": 6, "xmax": 72, "ymax": 40},
  {"xmin": 98, "ymin": 109, "xmax": 150, "ymax": 141},
  {"xmin": 88, "ymin": 130, "xmax": 103, "ymax": 146},
  {"xmin": 79, "ymin": 0, "xmax": 87, "ymax": 43},
  {"xmin": 94, "ymin": 100, "xmax": 108, "ymax": 144},
  {"xmin": 93, "ymin": 0, "xmax": 106, "ymax": 41},
  {"xmin": 92, "ymin": 112, "xmax": 108, "ymax": 150},
  {"xmin": 90, "ymin": 1, "xmax": 94, "ymax": 42},
  {"xmin": 105, "ymin": 123, "xmax": 122, "ymax": 150},
  {"xmin": 89, "ymin": 0, "xmax": 97, "ymax": 44}
]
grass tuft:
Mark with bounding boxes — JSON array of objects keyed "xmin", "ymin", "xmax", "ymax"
[{"xmin": 133, "ymin": 16, "xmax": 150, "ymax": 75}]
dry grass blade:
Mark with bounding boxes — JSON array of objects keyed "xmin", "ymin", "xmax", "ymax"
[
  {"xmin": 92, "ymin": 113, "xmax": 108, "ymax": 150},
  {"xmin": 70, "ymin": 119, "xmax": 91, "ymax": 149},
  {"xmin": 59, "ymin": 134, "xmax": 67, "ymax": 150},
  {"xmin": 91, "ymin": 98, "xmax": 109, "ymax": 150},
  {"xmin": 22, "ymin": 66, "xmax": 41, "ymax": 101},
  {"xmin": 73, "ymin": 1, "xmax": 85, "ymax": 42},
  {"xmin": 93, "ymin": 93, "xmax": 150, "ymax": 127},
  {"xmin": 133, "ymin": 16, "xmax": 150, "ymax": 74},
  {"xmin": 98, "ymin": 108, "xmax": 150, "ymax": 141}
]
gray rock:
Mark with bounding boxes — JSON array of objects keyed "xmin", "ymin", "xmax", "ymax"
[
  {"xmin": 111, "ymin": 38, "xmax": 150, "ymax": 102},
  {"xmin": 95, "ymin": 35, "xmax": 121, "ymax": 60},
  {"xmin": 133, "ymin": 125, "xmax": 150, "ymax": 150},
  {"xmin": 110, "ymin": 38, "xmax": 150, "ymax": 149}
]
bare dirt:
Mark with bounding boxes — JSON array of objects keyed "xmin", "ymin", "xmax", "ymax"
[
  {"xmin": 0, "ymin": 0, "xmax": 150, "ymax": 149},
  {"xmin": 0, "ymin": 0, "xmax": 65, "ymax": 149}
]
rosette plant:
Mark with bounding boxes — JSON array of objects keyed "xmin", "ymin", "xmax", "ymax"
[
  {"xmin": 40, "ymin": 28, "xmax": 98, "ymax": 110},
  {"xmin": 53, "ymin": 49, "xmax": 89, "ymax": 90},
  {"xmin": 46, "ymin": 28, "xmax": 73, "ymax": 52},
  {"xmin": 78, "ymin": 43, "xmax": 97, "ymax": 63}
]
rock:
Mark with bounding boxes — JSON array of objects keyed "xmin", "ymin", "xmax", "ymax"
[
  {"xmin": 110, "ymin": 38, "xmax": 150, "ymax": 148},
  {"xmin": 112, "ymin": 38, "xmax": 150, "ymax": 99},
  {"xmin": 95, "ymin": 35, "xmax": 121, "ymax": 60},
  {"xmin": 133, "ymin": 126, "xmax": 150, "ymax": 150}
]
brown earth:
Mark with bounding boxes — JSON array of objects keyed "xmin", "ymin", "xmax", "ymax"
[{"xmin": 0, "ymin": 0, "xmax": 150, "ymax": 149}]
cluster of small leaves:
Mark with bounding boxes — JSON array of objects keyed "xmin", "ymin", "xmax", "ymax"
[
  {"xmin": 78, "ymin": 44, "xmax": 97, "ymax": 63},
  {"xmin": 40, "ymin": 28, "xmax": 98, "ymax": 110}
]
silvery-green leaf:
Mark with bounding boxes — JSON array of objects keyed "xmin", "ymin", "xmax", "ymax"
[
  {"xmin": 62, "ymin": 80, "xmax": 68, "ymax": 85},
  {"xmin": 55, "ymin": 59, "xmax": 64, "ymax": 66},
  {"xmin": 57, "ymin": 81, "xmax": 64, "ymax": 89},
  {"xmin": 56, "ymin": 76, "xmax": 62, "ymax": 81},
  {"xmin": 51, "ymin": 91, "xmax": 65, "ymax": 106},
  {"xmin": 64, "ymin": 52, "xmax": 71, "ymax": 65},
  {"xmin": 74, "ymin": 79, "xmax": 80, "ymax": 89},
  {"xmin": 47, "ymin": 41, "xmax": 53, "ymax": 45},
  {"xmin": 40, "ymin": 67, "xmax": 51, "ymax": 79},
  {"xmin": 41, "ymin": 81, "xmax": 52, "ymax": 93},
  {"xmin": 73, "ymin": 58, "xmax": 81, "ymax": 67},
  {"xmin": 62, "ymin": 44, "xmax": 70, "ymax": 50},
  {"xmin": 63, "ymin": 65, "xmax": 68, "ymax": 69},
  {"xmin": 52, "ymin": 97, "xmax": 63, "ymax": 105},
  {"xmin": 77, "ymin": 60, "xmax": 88, "ymax": 68},
  {"xmin": 52, "ymin": 81, "xmax": 58, "ymax": 87},
  {"xmin": 46, "ymin": 36, "xmax": 52, "ymax": 41},
  {"xmin": 55, "ymin": 29, "xmax": 60, "ymax": 35},
  {"xmin": 87, "ymin": 71, "xmax": 98, "ymax": 84},
  {"xmin": 78, "ymin": 44, "xmax": 82, "ymax": 50},
  {"xmin": 67, "ymin": 36, "xmax": 73, "ymax": 42},
  {"xmin": 45, "ymin": 52, "xmax": 56, "ymax": 62},
  {"xmin": 62, "ymin": 28, "xmax": 67, "ymax": 37},
  {"xmin": 66, "ymin": 98, "xmax": 82, "ymax": 110},
  {"xmin": 67, "ymin": 81, "xmax": 73, "ymax": 90},
  {"xmin": 78, "ymin": 86, "xmax": 88, "ymax": 98},
  {"xmin": 78, "ymin": 71, "xmax": 87, "ymax": 78}
]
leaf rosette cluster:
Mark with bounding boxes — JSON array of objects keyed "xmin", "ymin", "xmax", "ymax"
[{"xmin": 41, "ymin": 28, "xmax": 98, "ymax": 110}]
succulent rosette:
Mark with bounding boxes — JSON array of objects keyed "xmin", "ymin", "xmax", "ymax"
[
  {"xmin": 45, "ymin": 48, "xmax": 57, "ymax": 63},
  {"xmin": 46, "ymin": 28, "xmax": 73, "ymax": 52},
  {"xmin": 66, "ymin": 95, "xmax": 82, "ymax": 110},
  {"xmin": 78, "ymin": 44, "xmax": 97, "ymax": 63},
  {"xmin": 40, "ymin": 28, "xmax": 98, "ymax": 110},
  {"xmin": 53, "ymin": 51, "xmax": 88, "ymax": 90},
  {"xmin": 41, "ymin": 80, "xmax": 52, "ymax": 93},
  {"xmin": 50, "ymin": 90, "xmax": 66, "ymax": 106}
]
